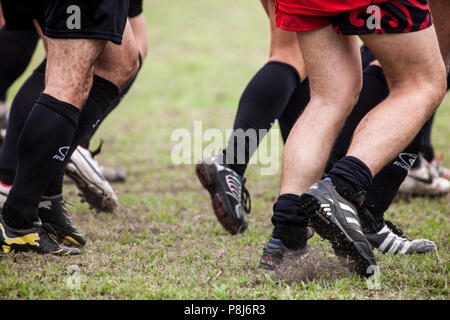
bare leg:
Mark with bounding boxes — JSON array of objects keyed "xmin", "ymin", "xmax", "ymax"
[
  {"xmin": 95, "ymin": 20, "xmax": 140, "ymax": 91},
  {"xmin": 348, "ymin": 27, "xmax": 446, "ymax": 175},
  {"xmin": 130, "ymin": 13, "xmax": 148, "ymax": 59},
  {"xmin": 45, "ymin": 38, "xmax": 105, "ymax": 109},
  {"xmin": 280, "ymin": 26, "xmax": 362, "ymax": 195},
  {"xmin": 262, "ymin": 0, "xmax": 306, "ymax": 79}
]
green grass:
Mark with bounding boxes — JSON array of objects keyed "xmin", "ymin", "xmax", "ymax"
[{"xmin": 0, "ymin": 0, "xmax": 449, "ymax": 300}]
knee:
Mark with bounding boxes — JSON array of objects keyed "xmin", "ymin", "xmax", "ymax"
[
  {"xmin": 429, "ymin": 64, "xmax": 448, "ymax": 108},
  {"xmin": 44, "ymin": 75, "xmax": 93, "ymax": 108},
  {"xmin": 118, "ymin": 52, "xmax": 140, "ymax": 88},
  {"xmin": 95, "ymin": 44, "xmax": 140, "ymax": 91},
  {"xmin": 313, "ymin": 76, "xmax": 362, "ymax": 113}
]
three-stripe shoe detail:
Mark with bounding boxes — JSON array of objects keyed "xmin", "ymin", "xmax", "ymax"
[
  {"xmin": 365, "ymin": 224, "xmax": 436, "ymax": 255},
  {"xmin": 302, "ymin": 178, "xmax": 377, "ymax": 277}
]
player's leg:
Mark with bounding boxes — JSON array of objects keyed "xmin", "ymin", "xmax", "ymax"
[
  {"xmin": 0, "ymin": 27, "xmax": 39, "ymax": 124},
  {"xmin": 280, "ymin": 27, "xmax": 362, "ymax": 196},
  {"xmin": 46, "ymin": 19, "xmax": 140, "ymax": 213},
  {"xmin": 0, "ymin": 0, "xmax": 130, "ymax": 255},
  {"xmin": 301, "ymin": 15, "xmax": 444, "ymax": 274},
  {"xmin": 414, "ymin": 0, "xmax": 450, "ymax": 181},
  {"xmin": 221, "ymin": 0, "xmax": 306, "ymax": 176},
  {"xmin": 75, "ymin": 4, "xmax": 148, "ymax": 183},
  {"xmin": 347, "ymin": 28, "xmax": 446, "ymax": 176},
  {"xmin": 196, "ymin": 0, "xmax": 309, "ymax": 235},
  {"xmin": 0, "ymin": 60, "xmax": 46, "ymax": 189},
  {"xmin": 0, "ymin": 34, "xmax": 105, "ymax": 255}
]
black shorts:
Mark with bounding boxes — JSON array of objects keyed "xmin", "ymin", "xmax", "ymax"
[
  {"xmin": 276, "ymin": 0, "xmax": 432, "ymax": 35},
  {"xmin": 128, "ymin": 0, "xmax": 143, "ymax": 18},
  {"xmin": 332, "ymin": 0, "xmax": 433, "ymax": 35},
  {"xmin": 1, "ymin": 0, "xmax": 130, "ymax": 45}
]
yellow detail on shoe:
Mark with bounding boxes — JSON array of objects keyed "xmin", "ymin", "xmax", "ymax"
[
  {"xmin": 51, "ymin": 248, "xmax": 64, "ymax": 254},
  {"xmin": 2, "ymin": 245, "xmax": 11, "ymax": 253},
  {"xmin": 63, "ymin": 236, "xmax": 83, "ymax": 248},
  {"xmin": 0, "ymin": 223, "xmax": 39, "ymax": 246}
]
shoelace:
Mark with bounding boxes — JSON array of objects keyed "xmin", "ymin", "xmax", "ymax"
[{"xmin": 241, "ymin": 178, "xmax": 251, "ymax": 214}]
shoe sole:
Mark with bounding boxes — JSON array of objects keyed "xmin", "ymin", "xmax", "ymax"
[
  {"xmin": 299, "ymin": 193, "xmax": 375, "ymax": 278},
  {"xmin": 65, "ymin": 165, "xmax": 117, "ymax": 213},
  {"xmin": 196, "ymin": 162, "xmax": 246, "ymax": 235}
]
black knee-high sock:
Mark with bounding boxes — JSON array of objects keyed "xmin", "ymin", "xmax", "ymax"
[
  {"xmin": 360, "ymin": 122, "xmax": 428, "ymax": 230},
  {"xmin": 2, "ymin": 94, "xmax": 79, "ymax": 227},
  {"xmin": 222, "ymin": 61, "xmax": 300, "ymax": 176},
  {"xmin": 278, "ymin": 78, "xmax": 310, "ymax": 143},
  {"xmin": 0, "ymin": 60, "xmax": 46, "ymax": 185},
  {"xmin": 44, "ymin": 75, "xmax": 120, "ymax": 196},
  {"xmin": 0, "ymin": 27, "xmax": 39, "ymax": 98},
  {"xmin": 419, "ymin": 113, "xmax": 435, "ymax": 163},
  {"xmin": 79, "ymin": 55, "xmax": 143, "ymax": 149}
]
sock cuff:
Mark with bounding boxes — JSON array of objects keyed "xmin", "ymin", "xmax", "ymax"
[
  {"xmin": 276, "ymin": 193, "xmax": 301, "ymax": 204},
  {"xmin": 344, "ymin": 156, "xmax": 373, "ymax": 178},
  {"xmin": 272, "ymin": 193, "xmax": 309, "ymax": 227},
  {"xmin": 91, "ymin": 75, "xmax": 120, "ymax": 112},
  {"xmin": 329, "ymin": 156, "xmax": 373, "ymax": 204},
  {"xmin": 265, "ymin": 61, "xmax": 300, "ymax": 84},
  {"xmin": 37, "ymin": 94, "xmax": 80, "ymax": 129}
]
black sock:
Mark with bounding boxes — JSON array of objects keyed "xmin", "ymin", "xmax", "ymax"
[
  {"xmin": 360, "ymin": 45, "xmax": 376, "ymax": 70},
  {"xmin": 271, "ymin": 194, "xmax": 309, "ymax": 250},
  {"xmin": 0, "ymin": 27, "xmax": 39, "ymax": 97},
  {"xmin": 44, "ymin": 75, "xmax": 120, "ymax": 197},
  {"xmin": 328, "ymin": 156, "xmax": 373, "ymax": 206},
  {"xmin": 3, "ymin": 94, "xmax": 79, "ymax": 226},
  {"xmin": 79, "ymin": 54, "xmax": 142, "ymax": 149},
  {"xmin": 222, "ymin": 62, "xmax": 300, "ymax": 176},
  {"xmin": 278, "ymin": 78, "xmax": 310, "ymax": 143},
  {"xmin": 419, "ymin": 113, "xmax": 435, "ymax": 163},
  {"xmin": 361, "ymin": 115, "xmax": 430, "ymax": 230},
  {"xmin": 0, "ymin": 60, "xmax": 46, "ymax": 184}
]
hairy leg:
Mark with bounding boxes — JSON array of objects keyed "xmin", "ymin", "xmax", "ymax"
[
  {"xmin": 94, "ymin": 20, "xmax": 140, "ymax": 91},
  {"xmin": 280, "ymin": 26, "xmax": 362, "ymax": 195},
  {"xmin": 349, "ymin": 27, "xmax": 446, "ymax": 175},
  {"xmin": 45, "ymin": 38, "xmax": 105, "ymax": 109}
]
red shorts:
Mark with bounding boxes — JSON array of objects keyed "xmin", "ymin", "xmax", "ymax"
[{"xmin": 275, "ymin": 0, "xmax": 433, "ymax": 34}]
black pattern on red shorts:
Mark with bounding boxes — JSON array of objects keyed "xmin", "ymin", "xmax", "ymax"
[{"xmin": 332, "ymin": 0, "xmax": 432, "ymax": 35}]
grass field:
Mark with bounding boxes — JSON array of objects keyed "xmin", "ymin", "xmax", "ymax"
[{"xmin": 0, "ymin": 0, "xmax": 448, "ymax": 300}]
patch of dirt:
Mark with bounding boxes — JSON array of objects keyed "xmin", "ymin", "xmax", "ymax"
[{"xmin": 273, "ymin": 248, "xmax": 352, "ymax": 284}]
